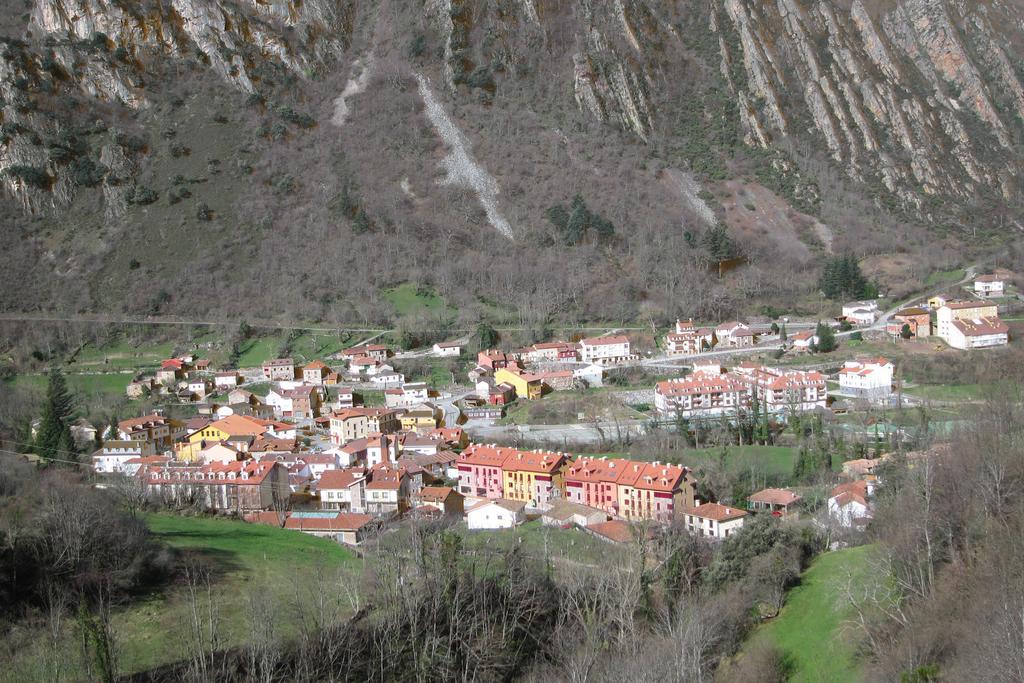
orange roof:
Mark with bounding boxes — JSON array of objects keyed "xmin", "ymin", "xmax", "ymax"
[
  {"xmin": 588, "ymin": 520, "xmax": 634, "ymax": 543},
  {"xmin": 304, "ymin": 360, "xmax": 329, "ymax": 370},
  {"xmin": 284, "ymin": 513, "xmax": 373, "ymax": 532},
  {"xmin": 319, "ymin": 468, "xmax": 366, "ymax": 490},
  {"xmin": 687, "ymin": 502, "xmax": 748, "ymax": 522},
  {"xmin": 207, "ymin": 414, "xmax": 269, "ymax": 437},
  {"xmin": 580, "ymin": 335, "xmax": 629, "ymax": 346},
  {"xmin": 365, "ymin": 464, "xmax": 406, "ymax": 490},
  {"xmin": 118, "ymin": 413, "xmax": 168, "ymax": 432},
  {"xmin": 415, "ymin": 486, "xmax": 459, "ymax": 503},
  {"xmin": 943, "ymin": 300, "xmax": 998, "ymax": 310},
  {"xmin": 831, "ymin": 480, "xmax": 870, "ymax": 506},
  {"xmin": 749, "ymin": 488, "xmax": 802, "ymax": 506},
  {"xmin": 952, "ymin": 317, "xmax": 1008, "ymax": 336}
]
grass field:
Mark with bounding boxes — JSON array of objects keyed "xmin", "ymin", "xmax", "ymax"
[
  {"xmin": 6, "ymin": 372, "xmax": 135, "ymax": 399},
  {"xmin": 743, "ymin": 544, "xmax": 872, "ymax": 682},
  {"xmin": 384, "ymin": 283, "xmax": 454, "ymax": 318},
  {"xmin": 676, "ymin": 445, "xmax": 799, "ymax": 479},
  {"xmin": 501, "ymin": 391, "xmax": 646, "ymax": 425},
  {"xmin": 3, "ymin": 513, "xmax": 362, "ymax": 681},
  {"xmin": 924, "ymin": 268, "xmax": 965, "ymax": 287},
  {"xmin": 234, "ymin": 335, "xmax": 283, "ymax": 367},
  {"xmin": 902, "ymin": 383, "xmax": 987, "ymax": 402},
  {"xmin": 69, "ymin": 340, "xmax": 177, "ymax": 370}
]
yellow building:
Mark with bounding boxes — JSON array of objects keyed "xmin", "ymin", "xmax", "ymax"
[
  {"xmin": 499, "ymin": 449, "xmax": 567, "ymax": 507},
  {"xmin": 400, "ymin": 405, "xmax": 439, "ymax": 432},
  {"xmin": 494, "ymin": 367, "xmax": 543, "ymax": 400},
  {"xmin": 927, "ymin": 295, "xmax": 947, "ymax": 310}
]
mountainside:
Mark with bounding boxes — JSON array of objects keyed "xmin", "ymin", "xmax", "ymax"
[{"xmin": 0, "ymin": 0, "xmax": 1020, "ymax": 325}]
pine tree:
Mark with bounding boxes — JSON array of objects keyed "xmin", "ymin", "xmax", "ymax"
[
  {"xmin": 36, "ymin": 368, "xmax": 76, "ymax": 461},
  {"xmin": 812, "ymin": 321, "xmax": 837, "ymax": 353},
  {"xmin": 779, "ymin": 323, "xmax": 787, "ymax": 342},
  {"xmin": 564, "ymin": 195, "xmax": 589, "ymax": 245}
]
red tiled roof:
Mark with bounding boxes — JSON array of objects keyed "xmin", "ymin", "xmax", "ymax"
[
  {"xmin": 580, "ymin": 335, "xmax": 629, "ymax": 346},
  {"xmin": 951, "ymin": 317, "xmax": 1008, "ymax": 336},
  {"xmin": 318, "ymin": 468, "xmax": 366, "ymax": 490},
  {"xmin": 284, "ymin": 513, "xmax": 373, "ymax": 532},
  {"xmin": 749, "ymin": 488, "xmax": 802, "ymax": 506},
  {"xmin": 831, "ymin": 480, "xmax": 870, "ymax": 507},
  {"xmin": 687, "ymin": 502, "xmax": 748, "ymax": 522},
  {"xmin": 588, "ymin": 520, "xmax": 634, "ymax": 543}
]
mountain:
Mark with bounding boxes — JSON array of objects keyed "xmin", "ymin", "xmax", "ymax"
[{"xmin": 0, "ymin": 0, "xmax": 1020, "ymax": 325}]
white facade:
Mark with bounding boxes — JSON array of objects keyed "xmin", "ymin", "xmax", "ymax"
[
  {"xmin": 466, "ymin": 501, "xmax": 526, "ymax": 530},
  {"xmin": 578, "ymin": 337, "xmax": 632, "ymax": 365},
  {"xmin": 214, "ymin": 374, "xmax": 240, "ymax": 389},
  {"xmin": 683, "ymin": 506, "xmax": 747, "ymax": 539},
  {"xmin": 974, "ymin": 278, "xmax": 1004, "ymax": 297},
  {"xmin": 432, "ymin": 342, "xmax": 462, "ymax": 357},
  {"xmin": 573, "ymin": 364, "xmax": 605, "ymax": 388},
  {"xmin": 838, "ymin": 359, "xmax": 894, "ymax": 398},
  {"xmin": 828, "ymin": 497, "xmax": 870, "ymax": 528},
  {"xmin": 947, "ymin": 321, "xmax": 1009, "ymax": 350}
]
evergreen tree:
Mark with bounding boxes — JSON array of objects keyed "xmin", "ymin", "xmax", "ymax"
[
  {"xmin": 779, "ymin": 323, "xmax": 787, "ymax": 342},
  {"xmin": 35, "ymin": 368, "xmax": 76, "ymax": 461},
  {"xmin": 473, "ymin": 322, "xmax": 499, "ymax": 351},
  {"xmin": 812, "ymin": 321, "xmax": 837, "ymax": 353},
  {"xmin": 564, "ymin": 196, "xmax": 588, "ymax": 246},
  {"xmin": 900, "ymin": 323, "xmax": 913, "ymax": 339},
  {"xmin": 352, "ymin": 208, "xmax": 371, "ymax": 234},
  {"xmin": 818, "ymin": 254, "xmax": 875, "ymax": 300},
  {"xmin": 702, "ymin": 224, "xmax": 739, "ymax": 261}
]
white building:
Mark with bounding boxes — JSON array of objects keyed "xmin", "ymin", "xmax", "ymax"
[
  {"xmin": 91, "ymin": 440, "xmax": 156, "ymax": 473},
  {"xmin": 318, "ymin": 468, "xmax": 366, "ymax": 511},
  {"xmin": 683, "ymin": 503, "xmax": 747, "ymax": 539},
  {"xmin": 432, "ymin": 341, "xmax": 462, "ymax": 357},
  {"xmin": 828, "ymin": 480, "xmax": 873, "ymax": 528},
  {"xmin": 655, "ymin": 372, "xmax": 752, "ymax": 418},
  {"xmin": 573, "ymin": 363, "xmax": 605, "ymax": 388},
  {"xmin": 842, "ymin": 300, "xmax": 878, "ymax": 325},
  {"xmin": 974, "ymin": 275, "xmax": 1005, "ymax": 298},
  {"xmin": 578, "ymin": 336, "xmax": 633, "ymax": 365},
  {"xmin": 838, "ymin": 358, "xmax": 894, "ymax": 399},
  {"xmin": 935, "ymin": 301, "xmax": 1006, "ymax": 349},
  {"xmin": 214, "ymin": 372, "xmax": 241, "ymax": 389},
  {"xmin": 714, "ymin": 321, "xmax": 750, "ymax": 346},
  {"xmin": 466, "ymin": 499, "xmax": 526, "ymax": 530},
  {"xmin": 384, "ymin": 382, "xmax": 430, "ymax": 409}
]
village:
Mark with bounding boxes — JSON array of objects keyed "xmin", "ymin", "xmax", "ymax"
[{"xmin": 70, "ymin": 270, "xmax": 1017, "ymax": 548}]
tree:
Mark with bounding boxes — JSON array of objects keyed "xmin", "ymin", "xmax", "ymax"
[
  {"xmin": 702, "ymin": 223, "xmax": 739, "ymax": 261},
  {"xmin": 818, "ymin": 254, "xmax": 875, "ymax": 300},
  {"xmin": 473, "ymin": 322, "xmax": 499, "ymax": 351},
  {"xmin": 35, "ymin": 368, "xmax": 76, "ymax": 461},
  {"xmin": 900, "ymin": 323, "xmax": 913, "ymax": 340},
  {"xmin": 779, "ymin": 323, "xmax": 787, "ymax": 342},
  {"xmin": 811, "ymin": 321, "xmax": 837, "ymax": 353}
]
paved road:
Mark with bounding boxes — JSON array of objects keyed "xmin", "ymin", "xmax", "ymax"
[{"xmin": 467, "ymin": 418, "xmax": 649, "ymax": 446}]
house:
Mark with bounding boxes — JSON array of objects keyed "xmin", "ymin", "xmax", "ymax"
[
  {"xmin": 365, "ymin": 433, "xmax": 401, "ymax": 467},
  {"xmin": 363, "ymin": 463, "xmax": 410, "ymax": 516},
  {"xmin": 197, "ymin": 442, "xmax": 244, "ymax": 465},
  {"xmin": 412, "ymin": 486, "xmax": 464, "ymax": 516},
  {"xmin": 70, "ymin": 419, "xmax": 97, "ymax": 449},
  {"xmin": 665, "ymin": 326, "xmax": 716, "ymax": 355},
  {"xmin": 974, "ymin": 274, "xmax": 1005, "ymax": 298},
  {"xmin": 842, "ymin": 300, "xmax": 879, "ymax": 325},
  {"xmin": 228, "ymin": 388, "xmax": 256, "ymax": 405},
  {"xmin": 748, "ymin": 488, "xmax": 802, "ymax": 518},
  {"xmin": 284, "ymin": 511, "xmax": 375, "ymax": 545},
  {"xmin": 456, "ymin": 443, "xmax": 514, "ymax": 499},
  {"xmin": 466, "ymin": 499, "xmax": 526, "ymax": 530},
  {"xmin": 318, "ymin": 467, "xmax": 367, "ymax": 510},
  {"xmin": 494, "ymin": 366, "xmax": 543, "ymax": 400},
  {"xmin": 477, "ymin": 349, "xmax": 516, "ymax": 370},
  {"xmin": 384, "ymin": 382, "xmax": 430, "ymax": 409},
  {"xmin": 714, "ymin": 321, "xmax": 749, "ymax": 346},
  {"xmin": 348, "ymin": 355, "xmax": 382, "ymax": 375},
  {"xmin": 329, "ymin": 407, "xmax": 402, "ymax": 444},
  {"xmin": 342, "ymin": 344, "xmax": 390, "ymax": 362},
  {"xmin": 731, "ymin": 327, "xmax": 760, "ymax": 348},
  {"xmin": 302, "ymin": 360, "xmax": 332, "ymax": 384},
  {"xmin": 578, "ymin": 336, "xmax": 633, "ymax": 365},
  {"xmin": 935, "ymin": 300, "xmax": 999, "ymax": 340},
  {"xmin": 828, "ymin": 480, "xmax": 873, "ymax": 528},
  {"xmin": 91, "ymin": 440, "xmax": 157, "ymax": 473},
  {"xmin": 838, "ymin": 358, "xmax": 894, "ymax": 399},
  {"xmin": 367, "ymin": 367, "xmax": 404, "ymax": 387},
  {"xmin": 655, "ymin": 372, "xmax": 752, "ymax": 419},
  {"xmin": 429, "ymin": 426, "xmax": 467, "ymax": 449},
  {"xmin": 398, "ymin": 431, "xmax": 443, "ymax": 455},
  {"xmin": 475, "ymin": 378, "xmax": 516, "ymax": 405},
  {"xmin": 432, "ymin": 341, "xmax": 463, "ymax": 357},
  {"xmin": 265, "ymin": 385, "xmax": 321, "ymax": 419},
  {"xmin": 262, "ymin": 358, "xmax": 295, "ymax": 381},
  {"xmin": 573, "ymin": 364, "xmax": 605, "ymax": 388},
  {"xmin": 892, "ymin": 307, "xmax": 931, "ymax": 338},
  {"xmin": 586, "ymin": 520, "xmax": 636, "ymax": 544},
  {"xmin": 399, "ymin": 404, "xmax": 441, "ymax": 432},
  {"xmin": 186, "ymin": 377, "xmax": 211, "ymax": 399},
  {"xmin": 143, "ymin": 461, "xmax": 290, "ymax": 512},
  {"xmin": 684, "ymin": 503, "xmax": 748, "ymax": 539},
  {"xmin": 789, "ymin": 329, "xmax": 817, "ymax": 350},
  {"xmin": 118, "ymin": 414, "xmax": 175, "ymax": 447},
  {"xmin": 464, "ymin": 404, "xmax": 505, "ymax": 420},
  {"xmin": 334, "ymin": 386, "xmax": 355, "ymax": 409},
  {"xmin": 398, "ymin": 449, "xmax": 460, "ymax": 480},
  {"xmin": 517, "ymin": 341, "xmax": 578, "ymax": 363},
  {"xmin": 541, "ymin": 500, "xmax": 607, "ymax": 528},
  {"xmin": 735, "ymin": 366, "xmax": 828, "ymax": 415},
  {"xmin": 842, "ymin": 458, "xmax": 884, "ymax": 481},
  {"xmin": 927, "ymin": 295, "xmax": 947, "ymax": 310},
  {"xmin": 533, "ymin": 369, "xmax": 575, "ymax": 391},
  {"xmin": 214, "ymin": 372, "xmax": 241, "ymax": 389}
]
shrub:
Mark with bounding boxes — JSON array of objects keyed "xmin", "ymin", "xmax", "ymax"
[
  {"xmin": 127, "ymin": 185, "xmax": 158, "ymax": 205},
  {"xmin": 196, "ymin": 202, "xmax": 213, "ymax": 221},
  {"xmin": 5, "ymin": 165, "xmax": 51, "ymax": 189},
  {"xmin": 69, "ymin": 157, "xmax": 106, "ymax": 187}
]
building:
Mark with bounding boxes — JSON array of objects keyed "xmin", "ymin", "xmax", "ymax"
[
  {"xmin": 384, "ymin": 382, "xmax": 430, "ymax": 409},
  {"xmin": 412, "ymin": 486, "xmax": 464, "ymax": 516},
  {"xmin": 935, "ymin": 301, "xmax": 999, "ymax": 342},
  {"xmin": 501, "ymin": 448, "xmax": 569, "ymax": 509},
  {"xmin": 789, "ymin": 329, "xmax": 817, "ymax": 350},
  {"xmin": 466, "ymin": 499, "xmax": 526, "ymax": 530},
  {"xmin": 399, "ymin": 404, "xmax": 440, "ymax": 432},
  {"xmin": 517, "ymin": 341, "xmax": 578, "ymax": 363},
  {"xmin": 563, "ymin": 457, "xmax": 697, "ymax": 522},
  {"xmin": 329, "ymin": 407, "xmax": 402, "ymax": 444},
  {"xmin": 947, "ymin": 317, "xmax": 1009, "ymax": 350},
  {"xmin": 737, "ymin": 366, "xmax": 828, "ymax": 415},
  {"xmin": 284, "ymin": 512, "xmax": 375, "ymax": 545},
  {"xmin": 748, "ymin": 488, "xmax": 802, "ymax": 518},
  {"xmin": 927, "ymin": 295, "xmax": 947, "ymax": 310},
  {"xmin": 494, "ymin": 366, "xmax": 543, "ymax": 400},
  {"xmin": 318, "ymin": 468, "xmax": 367, "ymax": 510},
  {"xmin": 665, "ymin": 325, "xmax": 716, "ymax": 355},
  {"xmin": 892, "ymin": 307, "xmax": 931, "ymax": 337},
  {"xmin": 265, "ymin": 385, "xmax": 321, "ymax": 419},
  {"xmin": 262, "ymin": 358, "xmax": 295, "ymax": 381},
  {"xmin": 214, "ymin": 372, "xmax": 241, "ymax": 389},
  {"xmin": 974, "ymin": 274, "xmax": 1005, "ymax": 298},
  {"xmin": 432, "ymin": 341, "xmax": 463, "ymax": 357},
  {"xmin": 91, "ymin": 440, "xmax": 157, "ymax": 473},
  {"xmin": 363, "ymin": 464, "xmax": 410, "ymax": 516},
  {"xmin": 540, "ymin": 500, "xmax": 608, "ymax": 528},
  {"xmin": 143, "ymin": 461, "xmax": 290, "ymax": 512},
  {"xmin": 302, "ymin": 360, "xmax": 332, "ymax": 384},
  {"xmin": 126, "ymin": 378, "xmax": 154, "ymax": 398},
  {"xmin": 838, "ymin": 358, "xmax": 894, "ymax": 399},
  {"xmin": 475, "ymin": 378, "xmax": 516, "ymax": 405},
  {"xmin": 118, "ymin": 414, "xmax": 175, "ymax": 447},
  {"xmin": 342, "ymin": 344, "xmax": 390, "ymax": 362},
  {"xmin": 715, "ymin": 321, "xmax": 749, "ymax": 346},
  {"xmin": 684, "ymin": 503, "xmax": 748, "ymax": 539},
  {"xmin": 842, "ymin": 300, "xmax": 879, "ymax": 325},
  {"xmin": 456, "ymin": 443, "xmax": 513, "ymax": 499},
  {"xmin": 578, "ymin": 335, "xmax": 633, "ymax": 365},
  {"xmin": 654, "ymin": 372, "xmax": 752, "ymax": 419},
  {"xmin": 828, "ymin": 480, "xmax": 873, "ymax": 528}
]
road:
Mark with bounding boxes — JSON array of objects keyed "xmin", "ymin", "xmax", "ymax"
[{"xmin": 467, "ymin": 418, "xmax": 649, "ymax": 446}]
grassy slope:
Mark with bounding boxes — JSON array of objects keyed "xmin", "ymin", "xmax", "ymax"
[
  {"xmin": 383, "ymin": 283, "xmax": 453, "ymax": 318},
  {"xmin": 678, "ymin": 445, "xmax": 798, "ymax": 478},
  {"xmin": 747, "ymin": 545, "xmax": 872, "ymax": 682}
]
